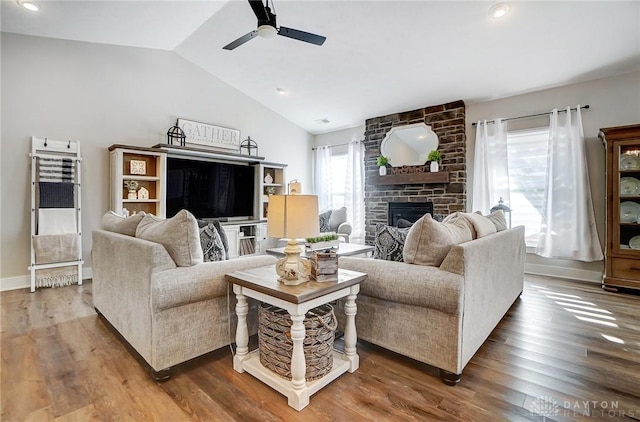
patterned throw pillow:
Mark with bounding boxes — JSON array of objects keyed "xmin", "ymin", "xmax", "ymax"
[
  {"xmin": 198, "ymin": 219, "xmax": 229, "ymax": 259},
  {"xmin": 318, "ymin": 210, "xmax": 332, "ymax": 232},
  {"xmin": 199, "ymin": 223, "xmax": 227, "ymax": 262},
  {"xmin": 374, "ymin": 224, "xmax": 411, "ymax": 262}
]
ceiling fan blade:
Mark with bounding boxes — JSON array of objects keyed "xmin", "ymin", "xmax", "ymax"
[
  {"xmin": 278, "ymin": 27, "xmax": 326, "ymax": 46},
  {"xmin": 223, "ymin": 30, "xmax": 258, "ymax": 50},
  {"xmin": 248, "ymin": 0, "xmax": 269, "ymax": 22}
]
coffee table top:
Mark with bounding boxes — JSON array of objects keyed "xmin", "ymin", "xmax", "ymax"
[
  {"xmin": 225, "ymin": 265, "xmax": 366, "ymax": 304},
  {"xmin": 266, "ymin": 243, "xmax": 374, "ymax": 259}
]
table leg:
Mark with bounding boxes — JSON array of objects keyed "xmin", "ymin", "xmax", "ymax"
[
  {"xmin": 287, "ymin": 313, "xmax": 309, "ymax": 410},
  {"xmin": 344, "ymin": 287, "xmax": 359, "ymax": 372},
  {"xmin": 233, "ymin": 286, "xmax": 248, "ymax": 373}
]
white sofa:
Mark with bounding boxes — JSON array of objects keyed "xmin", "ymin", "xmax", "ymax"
[
  {"xmin": 92, "ymin": 211, "xmax": 276, "ymax": 380},
  {"xmin": 338, "ymin": 213, "xmax": 525, "ymax": 385}
]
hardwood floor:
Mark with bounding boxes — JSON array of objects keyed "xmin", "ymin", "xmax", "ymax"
[{"xmin": 2, "ymin": 275, "xmax": 639, "ymax": 421}]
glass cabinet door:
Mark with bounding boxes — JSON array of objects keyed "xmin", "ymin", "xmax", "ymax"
[{"xmin": 616, "ymin": 142, "xmax": 640, "ymax": 253}]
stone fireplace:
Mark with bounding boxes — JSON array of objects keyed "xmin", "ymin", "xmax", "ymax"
[{"xmin": 364, "ymin": 100, "xmax": 466, "ymax": 244}]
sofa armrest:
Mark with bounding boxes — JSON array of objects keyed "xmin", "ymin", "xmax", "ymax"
[
  {"xmin": 152, "ymin": 254, "xmax": 278, "ymax": 311},
  {"xmin": 445, "ymin": 226, "xmax": 525, "ymax": 372},
  {"xmin": 92, "ymin": 229, "xmax": 178, "ymax": 363},
  {"xmin": 339, "ymin": 256, "xmax": 463, "ymax": 314}
]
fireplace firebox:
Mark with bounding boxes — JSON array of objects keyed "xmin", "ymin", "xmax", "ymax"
[{"xmin": 388, "ymin": 202, "xmax": 434, "ymax": 227}]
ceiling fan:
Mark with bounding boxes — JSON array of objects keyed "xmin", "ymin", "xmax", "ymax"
[{"xmin": 223, "ymin": 0, "xmax": 326, "ymax": 50}]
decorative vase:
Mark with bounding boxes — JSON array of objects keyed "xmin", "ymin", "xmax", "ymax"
[
  {"xmin": 379, "ymin": 166, "xmax": 387, "ymax": 176},
  {"xmin": 430, "ymin": 162, "xmax": 440, "ymax": 172},
  {"xmin": 127, "ymin": 190, "xmax": 137, "ymax": 200}
]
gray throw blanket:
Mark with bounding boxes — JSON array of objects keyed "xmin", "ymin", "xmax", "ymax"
[{"xmin": 33, "ymin": 233, "xmax": 80, "ymax": 287}]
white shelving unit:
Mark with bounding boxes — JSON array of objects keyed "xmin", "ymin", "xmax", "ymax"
[
  {"xmin": 28, "ymin": 137, "xmax": 83, "ymax": 292},
  {"xmin": 255, "ymin": 162, "xmax": 287, "ymax": 220},
  {"xmin": 109, "ymin": 145, "xmax": 166, "ymax": 217}
]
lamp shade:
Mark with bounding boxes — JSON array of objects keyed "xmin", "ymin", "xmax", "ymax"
[{"xmin": 267, "ymin": 195, "xmax": 319, "ymax": 239}]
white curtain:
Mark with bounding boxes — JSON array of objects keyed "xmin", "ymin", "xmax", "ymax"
[
  {"xmin": 536, "ymin": 106, "xmax": 603, "ymax": 261},
  {"xmin": 472, "ymin": 119, "xmax": 510, "ymax": 214},
  {"xmin": 313, "ymin": 146, "xmax": 333, "ymax": 211},
  {"xmin": 345, "ymin": 141, "xmax": 365, "ymax": 244}
]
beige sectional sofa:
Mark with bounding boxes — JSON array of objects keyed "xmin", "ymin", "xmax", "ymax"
[
  {"xmin": 92, "ymin": 210, "xmax": 276, "ymax": 380},
  {"xmin": 338, "ymin": 213, "xmax": 525, "ymax": 385}
]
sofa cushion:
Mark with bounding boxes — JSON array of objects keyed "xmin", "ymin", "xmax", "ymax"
[
  {"xmin": 374, "ymin": 224, "xmax": 410, "ymax": 262},
  {"xmin": 318, "ymin": 210, "xmax": 332, "ymax": 232},
  {"xmin": 485, "ymin": 209, "xmax": 508, "ymax": 232},
  {"xmin": 403, "ymin": 213, "xmax": 473, "ymax": 266},
  {"xmin": 199, "ymin": 223, "xmax": 227, "ymax": 262},
  {"xmin": 328, "ymin": 206, "xmax": 347, "ymax": 231},
  {"xmin": 135, "ymin": 210, "xmax": 203, "ymax": 267},
  {"xmin": 101, "ymin": 211, "xmax": 146, "ymax": 236}
]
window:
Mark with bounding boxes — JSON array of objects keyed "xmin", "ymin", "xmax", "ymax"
[
  {"xmin": 330, "ymin": 153, "xmax": 347, "ymax": 208},
  {"xmin": 506, "ymin": 128, "xmax": 549, "ymax": 247}
]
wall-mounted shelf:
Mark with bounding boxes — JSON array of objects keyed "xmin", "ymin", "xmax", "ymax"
[{"xmin": 371, "ymin": 170, "xmax": 450, "ymax": 185}]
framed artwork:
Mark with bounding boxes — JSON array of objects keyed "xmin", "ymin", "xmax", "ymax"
[{"xmin": 130, "ymin": 160, "xmax": 146, "ymax": 175}]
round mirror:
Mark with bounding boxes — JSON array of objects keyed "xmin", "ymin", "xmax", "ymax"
[{"xmin": 380, "ymin": 123, "xmax": 439, "ymax": 166}]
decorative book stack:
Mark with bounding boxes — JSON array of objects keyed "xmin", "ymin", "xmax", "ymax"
[{"xmin": 310, "ymin": 251, "xmax": 338, "ymax": 282}]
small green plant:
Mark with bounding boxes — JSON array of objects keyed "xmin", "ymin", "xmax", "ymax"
[
  {"xmin": 427, "ymin": 150, "xmax": 442, "ymax": 163},
  {"xmin": 305, "ymin": 233, "xmax": 339, "ymax": 243},
  {"xmin": 376, "ymin": 156, "xmax": 389, "ymax": 167}
]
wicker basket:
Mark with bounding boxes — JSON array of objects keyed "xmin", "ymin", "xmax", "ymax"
[{"xmin": 258, "ymin": 303, "xmax": 337, "ymax": 381}]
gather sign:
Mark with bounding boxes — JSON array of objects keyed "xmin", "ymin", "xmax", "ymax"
[{"xmin": 178, "ymin": 118, "xmax": 240, "ymax": 151}]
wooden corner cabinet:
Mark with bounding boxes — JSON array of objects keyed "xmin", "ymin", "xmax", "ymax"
[
  {"xmin": 109, "ymin": 145, "xmax": 166, "ymax": 218},
  {"xmin": 255, "ymin": 162, "xmax": 287, "ymax": 220},
  {"xmin": 600, "ymin": 124, "xmax": 640, "ymax": 292}
]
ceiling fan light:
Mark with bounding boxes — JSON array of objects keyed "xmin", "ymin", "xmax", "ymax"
[
  {"xmin": 18, "ymin": 0, "xmax": 39, "ymax": 11},
  {"xmin": 257, "ymin": 25, "xmax": 277, "ymax": 39}
]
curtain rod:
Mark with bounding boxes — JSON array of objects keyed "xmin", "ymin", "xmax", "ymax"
[
  {"xmin": 472, "ymin": 104, "xmax": 590, "ymax": 126},
  {"xmin": 311, "ymin": 142, "xmax": 351, "ymax": 151}
]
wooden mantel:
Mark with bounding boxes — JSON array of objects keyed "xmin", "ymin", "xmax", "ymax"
[{"xmin": 370, "ymin": 170, "xmax": 450, "ymax": 185}]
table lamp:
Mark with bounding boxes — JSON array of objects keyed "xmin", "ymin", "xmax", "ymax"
[{"xmin": 267, "ymin": 195, "xmax": 320, "ymax": 285}]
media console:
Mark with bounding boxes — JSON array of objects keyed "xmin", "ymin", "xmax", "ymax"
[{"xmin": 110, "ymin": 144, "xmax": 287, "ymax": 258}]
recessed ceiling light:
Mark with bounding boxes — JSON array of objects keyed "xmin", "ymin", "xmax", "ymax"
[
  {"xmin": 276, "ymin": 87, "xmax": 286, "ymax": 95},
  {"xmin": 18, "ymin": 0, "xmax": 39, "ymax": 11},
  {"xmin": 489, "ymin": 3, "xmax": 509, "ymax": 19},
  {"xmin": 314, "ymin": 118, "xmax": 330, "ymax": 124}
]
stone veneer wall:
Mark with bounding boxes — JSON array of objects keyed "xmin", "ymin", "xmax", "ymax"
[{"xmin": 364, "ymin": 100, "xmax": 466, "ymax": 244}]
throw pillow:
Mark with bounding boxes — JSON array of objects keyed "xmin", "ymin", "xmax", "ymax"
[
  {"xmin": 374, "ymin": 224, "xmax": 410, "ymax": 262},
  {"xmin": 318, "ymin": 210, "xmax": 332, "ymax": 232},
  {"xmin": 443, "ymin": 212, "xmax": 477, "ymax": 238},
  {"xmin": 199, "ymin": 223, "xmax": 227, "ymax": 262},
  {"xmin": 101, "ymin": 211, "xmax": 146, "ymax": 236},
  {"xmin": 328, "ymin": 207, "xmax": 347, "ymax": 232},
  {"xmin": 403, "ymin": 213, "xmax": 473, "ymax": 266},
  {"xmin": 465, "ymin": 212, "xmax": 497, "ymax": 238},
  {"xmin": 135, "ymin": 210, "xmax": 203, "ymax": 267},
  {"xmin": 197, "ymin": 219, "xmax": 229, "ymax": 259},
  {"xmin": 484, "ymin": 209, "xmax": 508, "ymax": 232}
]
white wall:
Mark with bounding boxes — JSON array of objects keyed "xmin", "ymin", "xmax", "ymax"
[
  {"xmin": 0, "ymin": 33, "xmax": 313, "ymax": 287},
  {"xmin": 314, "ymin": 125, "xmax": 365, "ymax": 148}
]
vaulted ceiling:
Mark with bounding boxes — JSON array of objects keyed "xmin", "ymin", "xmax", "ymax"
[{"xmin": 2, "ymin": 1, "xmax": 639, "ymax": 134}]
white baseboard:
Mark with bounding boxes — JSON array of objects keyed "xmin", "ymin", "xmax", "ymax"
[
  {"xmin": 525, "ymin": 263, "xmax": 602, "ymax": 284},
  {"xmin": 1, "ymin": 267, "xmax": 92, "ymax": 292}
]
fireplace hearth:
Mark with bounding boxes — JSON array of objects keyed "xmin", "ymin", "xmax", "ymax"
[{"xmin": 388, "ymin": 202, "xmax": 434, "ymax": 227}]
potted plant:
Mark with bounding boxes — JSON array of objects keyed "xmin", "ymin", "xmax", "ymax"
[
  {"xmin": 123, "ymin": 180, "xmax": 139, "ymax": 199},
  {"xmin": 305, "ymin": 233, "xmax": 340, "ymax": 251},
  {"xmin": 428, "ymin": 150, "xmax": 442, "ymax": 172},
  {"xmin": 377, "ymin": 156, "xmax": 389, "ymax": 176}
]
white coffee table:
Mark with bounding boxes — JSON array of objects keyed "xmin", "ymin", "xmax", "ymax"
[{"xmin": 225, "ymin": 265, "xmax": 366, "ymax": 411}]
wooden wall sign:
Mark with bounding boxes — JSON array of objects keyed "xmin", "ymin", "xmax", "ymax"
[{"xmin": 177, "ymin": 119, "xmax": 240, "ymax": 151}]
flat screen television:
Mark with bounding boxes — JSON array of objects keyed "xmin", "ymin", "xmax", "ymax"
[{"xmin": 166, "ymin": 157, "xmax": 255, "ymax": 220}]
